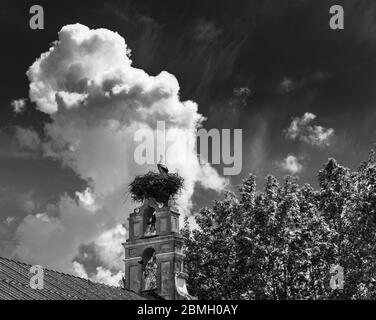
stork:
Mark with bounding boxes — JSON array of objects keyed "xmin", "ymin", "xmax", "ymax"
[{"xmin": 157, "ymin": 155, "xmax": 169, "ymax": 175}]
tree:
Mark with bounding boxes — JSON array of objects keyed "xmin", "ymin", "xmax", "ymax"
[
  {"xmin": 182, "ymin": 148, "xmax": 376, "ymax": 299},
  {"xmin": 318, "ymin": 152, "xmax": 376, "ymax": 299}
]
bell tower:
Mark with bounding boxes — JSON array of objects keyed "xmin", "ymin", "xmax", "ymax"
[{"xmin": 123, "ymin": 196, "xmax": 190, "ymax": 300}]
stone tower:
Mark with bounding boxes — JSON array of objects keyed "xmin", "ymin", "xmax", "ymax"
[{"xmin": 123, "ymin": 196, "xmax": 190, "ymax": 300}]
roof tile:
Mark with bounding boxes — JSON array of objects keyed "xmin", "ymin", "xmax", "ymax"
[{"xmin": 0, "ymin": 256, "xmax": 144, "ymax": 300}]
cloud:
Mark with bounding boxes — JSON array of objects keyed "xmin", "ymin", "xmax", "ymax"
[
  {"xmin": 193, "ymin": 20, "xmax": 223, "ymax": 43},
  {"xmin": 278, "ymin": 72, "xmax": 332, "ymax": 94},
  {"xmin": 279, "ymin": 155, "xmax": 303, "ymax": 174},
  {"xmin": 11, "ymin": 99, "xmax": 27, "ymax": 114},
  {"xmin": 72, "ymin": 261, "xmax": 88, "ymax": 279},
  {"xmin": 72, "ymin": 224, "xmax": 126, "ymax": 286},
  {"xmin": 73, "ymin": 261, "xmax": 123, "ymax": 286},
  {"xmin": 5, "ymin": 217, "xmax": 16, "ymax": 226},
  {"xmin": 15, "ymin": 127, "xmax": 41, "ymax": 152},
  {"xmin": 12, "ymin": 23, "xmax": 227, "ymax": 281},
  {"xmin": 233, "ymin": 87, "xmax": 251, "ymax": 108},
  {"xmin": 91, "ymin": 224, "xmax": 126, "ymax": 271},
  {"xmin": 0, "ymin": 189, "xmax": 38, "ymax": 224},
  {"xmin": 19, "ymin": 192, "xmax": 37, "ymax": 213},
  {"xmin": 285, "ymin": 112, "xmax": 334, "ymax": 147},
  {"xmin": 279, "ymin": 77, "xmax": 296, "ymax": 94},
  {"xmin": 72, "ymin": 224, "xmax": 125, "ymax": 279},
  {"xmin": 92, "ymin": 267, "xmax": 123, "ymax": 286},
  {"xmin": 76, "ymin": 188, "xmax": 99, "ymax": 213},
  {"xmin": 0, "ymin": 127, "xmax": 41, "ymax": 159}
]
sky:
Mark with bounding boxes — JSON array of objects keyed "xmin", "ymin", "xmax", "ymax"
[{"xmin": 1, "ymin": 0, "xmax": 376, "ymax": 284}]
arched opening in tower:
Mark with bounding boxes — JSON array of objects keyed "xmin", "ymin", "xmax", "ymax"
[
  {"xmin": 143, "ymin": 206, "xmax": 156, "ymax": 237},
  {"xmin": 141, "ymin": 247, "xmax": 157, "ymax": 291}
]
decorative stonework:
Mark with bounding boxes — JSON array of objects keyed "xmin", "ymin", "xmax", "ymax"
[
  {"xmin": 129, "ymin": 265, "xmax": 141, "ymax": 292},
  {"xmin": 167, "ymin": 195, "xmax": 179, "ymax": 213},
  {"xmin": 160, "ymin": 243, "xmax": 171, "ymax": 253},
  {"xmin": 160, "ymin": 261, "xmax": 171, "ymax": 295},
  {"xmin": 143, "ymin": 252, "xmax": 157, "ymax": 290}
]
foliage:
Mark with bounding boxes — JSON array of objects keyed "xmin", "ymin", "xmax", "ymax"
[
  {"xmin": 182, "ymin": 148, "xmax": 376, "ymax": 300},
  {"xmin": 129, "ymin": 171, "xmax": 184, "ymax": 204}
]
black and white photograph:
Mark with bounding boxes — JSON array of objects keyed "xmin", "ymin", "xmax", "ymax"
[{"xmin": 0, "ymin": 0, "xmax": 375, "ymax": 309}]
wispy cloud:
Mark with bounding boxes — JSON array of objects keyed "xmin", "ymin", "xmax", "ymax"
[
  {"xmin": 278, "ymin": 72, "xmax": 332, "ymax": 95},
  {"xmin": 193, "ymin": 20, "xmax": 223, "ymax": 43}
]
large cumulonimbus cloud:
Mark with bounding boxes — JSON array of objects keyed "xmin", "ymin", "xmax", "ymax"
[{"xmin": 14, "ymin": 24, "xmax": 227, "ymax": 284}]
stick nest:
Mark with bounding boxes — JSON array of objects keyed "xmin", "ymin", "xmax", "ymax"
[{"xmin": 129, "ymin": 171, "xmax": 184, "ymax": 204}]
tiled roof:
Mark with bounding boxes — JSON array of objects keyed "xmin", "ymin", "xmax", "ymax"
[{"xmin": 0, "ymin": 256, "xmax": 144, "ymax": 300}]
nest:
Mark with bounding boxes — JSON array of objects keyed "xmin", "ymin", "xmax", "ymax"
[{"xmin": 129, "ymin": 171, "xmax": 184, "ymax": 204}]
